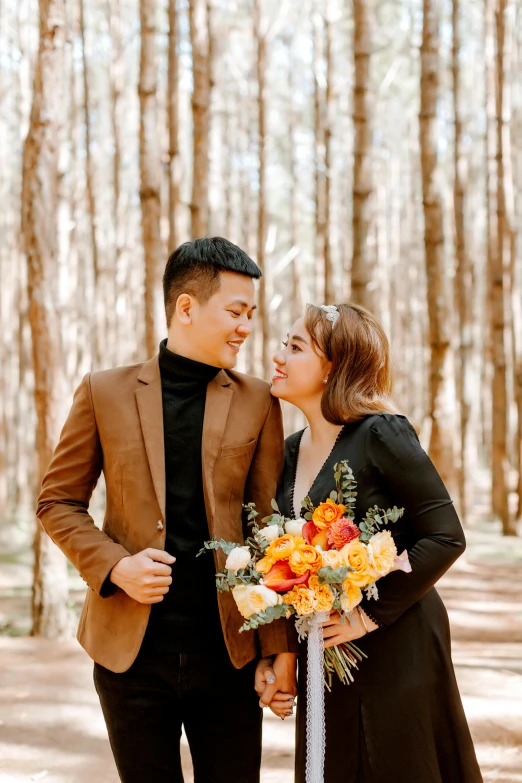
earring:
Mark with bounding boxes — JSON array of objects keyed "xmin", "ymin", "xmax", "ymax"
[{"xmin": 323, "ymin": 377, "xmax": 328, "ymax": 384}]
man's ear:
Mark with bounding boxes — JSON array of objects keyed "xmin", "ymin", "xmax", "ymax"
[{"xmin": 175, "ymin": 293, "xmax": 194, "ymax": 325}]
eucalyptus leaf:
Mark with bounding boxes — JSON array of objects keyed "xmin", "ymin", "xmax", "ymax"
[{"xmin": 317, "ymin": 565, "xmax": 349, "ymax": 584}]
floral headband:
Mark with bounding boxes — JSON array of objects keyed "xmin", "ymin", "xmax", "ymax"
[{"xmin": 319, "ymin": 304, "xmax": 340, "ymax": 325}]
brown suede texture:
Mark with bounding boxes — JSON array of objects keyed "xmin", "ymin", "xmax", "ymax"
[{"xmin": 37, "ymin": 355, "xmax": 298, "ymax": 673}]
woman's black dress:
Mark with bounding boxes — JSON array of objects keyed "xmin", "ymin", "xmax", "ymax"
[{"xmin": 276, "ymin": 413, "xmax": 482, "ymax": 783}]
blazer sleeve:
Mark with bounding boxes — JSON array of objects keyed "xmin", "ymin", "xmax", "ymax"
[
  {"xmin": 359, "ymin": 414, "xmax": 466, "ymax": 628},
  {"xmin": 36, "ymin": 374, "xmax": 131, "ymax": 597},
  {"xmin": 245, "ymin": 394, "xmax": 299, "ymax": 656}
]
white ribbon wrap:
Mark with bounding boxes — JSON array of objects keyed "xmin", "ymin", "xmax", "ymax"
[{"xmin": 305, "ymin": 611, "xmax": 328, "ymax": 783}]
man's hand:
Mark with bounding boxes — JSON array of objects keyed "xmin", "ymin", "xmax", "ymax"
[
  {"xmin": 255, "ymin": 653, "xmax": 298, "ymax": 718},
  {"xmin": 109, "ymin": 548, "xmax": 175, "ymax": 604}
]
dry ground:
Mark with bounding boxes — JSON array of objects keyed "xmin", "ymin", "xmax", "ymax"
[{"xmin": 0, "ymin": 521, "xmax": 521, "ymax": 783}]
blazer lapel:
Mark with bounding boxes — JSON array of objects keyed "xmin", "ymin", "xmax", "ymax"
[
  {"xmin": 202, "ymin": 370, "xmax": 233, "ymax": 534},
  {"xmin": 135, "ymin": 355, "xmax": 166, "ymax": 521}
]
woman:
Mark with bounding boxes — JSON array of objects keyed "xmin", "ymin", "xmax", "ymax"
[{"xmin": 268, "ymin": 303, "xmax": 482, "ymax": 782}]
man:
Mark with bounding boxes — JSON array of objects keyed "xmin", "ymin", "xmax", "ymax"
[{"xmin": 37, "ymin": 237, "xmax": 297, "ymax": 783}]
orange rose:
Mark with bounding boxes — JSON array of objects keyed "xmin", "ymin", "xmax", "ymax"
[
  {"xmin": 312, "ymin": 500, "xmax": 347, "ymax": 529},
  {"xmin": 283, "ymin": 585, "xmax": 315, "ymax": 616},
  {"xmin": 256, "ymin": 556, "xmax": 275, "ymax": 574},
  {"xmin": 311, "ymin": 529, "xmax": 329, "ymax": 549},
  {"xmin": 308, "ymin": 575, "xmax": 334, "ymax": 612},
  {"xmin": 265, "ymin": 534, "xmax": 296, "ymax": 561},
  {"xmin": 289, "ymin": 541, "xmax": 322, "ymax": 575}
]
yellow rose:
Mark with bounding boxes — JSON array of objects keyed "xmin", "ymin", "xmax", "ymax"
[
  {"xmin": 289, "ymin": 541, "xmax": 322, "ymax": 575},
  {"xmin": 340, "ymin": 578, "xmax": 363, "ymax": 612},
  {"xmin": 283, "ymin": 586, "xmax": 315, "ymax": 616},
  {"xmin": 256, "ymin": 556, "xmax": 275, "ymax": 574},
  {"xmin": 266, "ymin": 534, "xmax": 297, "ymax": 561},
  {"xmin": 340, "ymin": 539, "xmax": 375, "ymax": 587},
  {"xmin": 232, "ymin": 584, "xmax": 282, "ymax": 619},
  {"xmin": 309, "ymin": 575, "xmax": 334, "ymax": 612},
  {"xmin": 368, "ymin": 530, "xmax": 397, "ymax": 576},
  {"xmin": 312, "ymin": 500, "xmax": 347, "ymax": 529},
  {"xmin": 321, "ymin": 549, "xmax": 344, "ymax": 569}
]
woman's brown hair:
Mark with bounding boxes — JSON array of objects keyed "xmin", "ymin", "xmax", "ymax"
[{"xmin": 304, "ymin": 302, "xmax": 399, "ymax": 424}]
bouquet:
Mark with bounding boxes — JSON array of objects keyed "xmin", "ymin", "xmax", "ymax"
[{"xmin": 199, "ymin": 459, "xmax": 411, "ymax": 687}]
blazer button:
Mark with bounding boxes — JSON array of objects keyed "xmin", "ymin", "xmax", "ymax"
[{"xmin": 157, "ymin": 520, "xmax": 164, "ymax": 531}]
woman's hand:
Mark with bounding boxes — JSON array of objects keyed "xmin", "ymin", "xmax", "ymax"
[
  {"xmin": 255, "ymin": 654, "xmax": 297, "ymax": 719},
  {"xmin": 267, "ymin": 691, "xmax": 296, "ymax": 719},
  {"xmin": 321, "ymin": 608, "xmax": 378, "ymax": 648}
]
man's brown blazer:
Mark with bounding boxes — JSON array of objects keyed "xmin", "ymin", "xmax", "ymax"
[{"xmin": 37, "ymin": 355, "xmax": 297, "ymax": 672}]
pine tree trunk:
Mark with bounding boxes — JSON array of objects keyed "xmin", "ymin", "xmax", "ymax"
[
  {"xmin": 483, "ymin": 0, "xmax": 497, "ymax": 470},
  {"xmin": 419, "ymin": 0, "xmax": 456, "ymax": 490},
  {"xmin": 254, "ymin": 0, "xmax": 270, "ymax": 378},
  {"xmin": 512, "ymin": 6, "xmax": 522, "ymax": 522},
  {"xmin": 79, "ymin": 0, "xmax": 101, "ymax": 367},
  {"xmin": 189, "ymin": 0, "xmax": 210, "ymax": 238},
  {"xmin": 351, "ymin": 0, "xmax": 375, "ymax": 313},
  {"xmin": 139, "ymin": 0, "xmax": 161, "ymax": 358},
  {"xmin": 108, "ymin": 0, "xmax": 123, "ymax": 366},
  {"xmin": 323, "ymin": 5, "xmax": 334, "ymax": 304},
  {"xmin": 493, "ymin": 0, "xmax": 514, "ymax": 533},
  {"xmin": 167, "ymin": 0, "xmax": 180, "ymax": 253},
  {"xmin": 313, "ymin": 13, "xmax": 326, "ymax": 303},
  {"xmin": 452, "ymin": 0, "xmax": 473, "ymax": 522},
  {"xmin": 22, "ymin": 0, "xmax": 70, "ymax": 639}
]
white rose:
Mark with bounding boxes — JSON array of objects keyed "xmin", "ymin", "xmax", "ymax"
[
  {"xmin": 321, "ymin": 549, "xmax": 344, "ymax": 569},
  {"xmin": 225, "ymin": 546, "xmax": 251, "ymax": 573},
  {"xmin": 285, "ymin": 518, "xmax": 307, "ymax": 536},
  {"xmin": 232, "ymin": 584, "xmax": 282, "ymax": 619},
  {"xmin": 258, "ymin": 524, "xmax": 281, "ymax": 543}
]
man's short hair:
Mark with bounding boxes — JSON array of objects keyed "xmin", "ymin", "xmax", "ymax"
[{"xmin": 163, "ymin": 237, "xmax": 262, "ymax": 326}]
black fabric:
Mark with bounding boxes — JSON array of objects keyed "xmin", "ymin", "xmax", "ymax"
[
  {"xmin": 94, "ymin": 647, "xmax": 262, "ymax": 783},
  {"xmin": 278, "ymin": 413, "xmax": 482, "ymax": 783},
  {"xmin": 143, "ymin": 339, "xmax": 222, "ymax": 652}
]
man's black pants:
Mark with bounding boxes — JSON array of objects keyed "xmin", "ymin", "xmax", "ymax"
[{"xmin": 94, "ymin": 645, "xmax": 262, "ymax": 783}]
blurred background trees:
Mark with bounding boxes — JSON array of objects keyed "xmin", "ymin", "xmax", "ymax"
[{"xmin": 0, "ymin": 0, "xmax": 521, "ymax": 636}]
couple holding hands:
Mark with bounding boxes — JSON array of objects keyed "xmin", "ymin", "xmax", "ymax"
[{"xmin": 38, "ymin": 238, "xmax": 482, "ymax": 782}]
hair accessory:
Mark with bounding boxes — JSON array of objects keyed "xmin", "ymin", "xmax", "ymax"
[{"xmin": 319, "ymin": 304, "xmax": 340, "ymax": 325}]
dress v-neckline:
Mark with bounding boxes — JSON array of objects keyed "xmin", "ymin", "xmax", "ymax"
[{"xmin": 289, "ymin": 425, "xmax": 346, "ymax": 519}]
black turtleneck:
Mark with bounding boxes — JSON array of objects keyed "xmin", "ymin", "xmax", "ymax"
[{"xmin": 143, "ymin": 339, "xmax": 224, "ymax": 652}]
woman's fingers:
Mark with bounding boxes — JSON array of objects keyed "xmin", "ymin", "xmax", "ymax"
[
  {"xmin": 322, "ymin": 612, "xmax": 341, "ymax": 626},
  {"xmin": 324, "ymin": 635, "xmax": 345, "ymax": 648},
  {"xmin": 271, "ymin": 692, "xmax": 295, "ymax": 702},
  {"xmin": 270, "ymin": 701, "xmax": 295, "ymax": 718},
  {"xmin": 322, "ymin": 624, "xmax": 343, "ymax": 639}
]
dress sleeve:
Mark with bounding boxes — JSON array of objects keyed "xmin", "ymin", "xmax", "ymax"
[{"xmin": 358, "ymin": 414, "xmax": 466, "ymax": 627}]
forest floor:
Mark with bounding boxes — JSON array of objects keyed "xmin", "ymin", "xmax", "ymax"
[{"xmin": 0, "ymin": 518, "xmax": 521, "ymax": 783}]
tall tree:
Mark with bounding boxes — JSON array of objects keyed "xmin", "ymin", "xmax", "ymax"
[
  {"xmin": 139, "ymin": 0, "xmax": 162, "ymax": 358},
  {"xmin": 492, "ymin": 0, "xmax": 514, "ymax": 533},
  {"xmin": 108, "ymin": 0, "xmax": 124, "ymax": 365},
  {"xmin": 313, "ymin": 11, "xmax": 326, "ymax": 302},
  {"xmin": 254, "ymin": 0, "xmax": 270, "ymax": 377},
  {"xmin": 323, "ymin": 4, "xmax": 334, "ymax": 304},
  {"xmin": 189, "ymin": 0, "xmax": 210, "ymax": 237},
  {"xmin": 452, "ymin": 0, "xmax": 473, "ymax": 521},
  {"xmin": 21, "ymin": 0, "xmax": 70, "ymax": 639},
  {"xmin": 167, "ymin": 0, "xmax": 180, "ymax": 252},
  {"xmin": 79, "ymin": 0, "xmax": 101, "ymax": 367},
  {"xmin": 351, "ymin": 0, "xmax": 376, "ymax": 313},
  {"xmin": 419, "ymin": 0, "xmax": 456, "ymax": 490}
]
